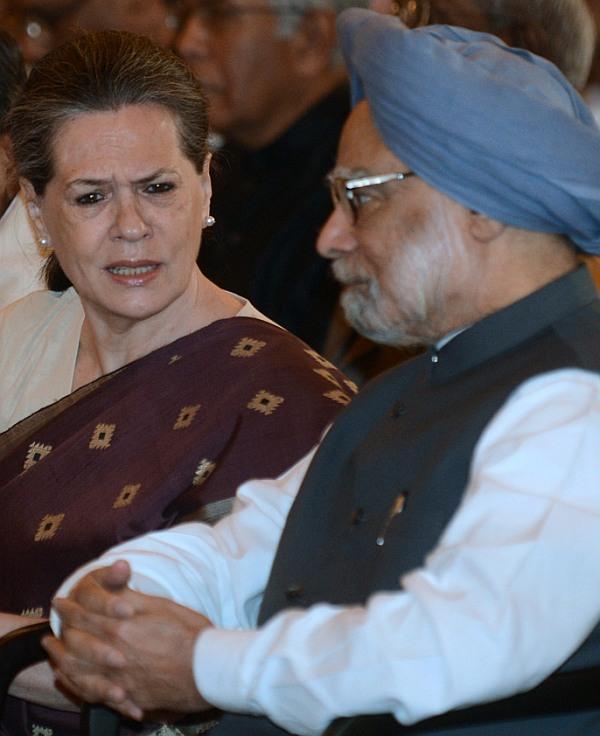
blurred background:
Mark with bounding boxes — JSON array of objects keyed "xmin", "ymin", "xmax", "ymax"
[{"xmin": 0, "ymin": 0, "xmax": 190, "ymax": 64}]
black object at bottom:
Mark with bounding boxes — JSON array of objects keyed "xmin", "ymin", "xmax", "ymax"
[{"xmin": 0, "ymin": 621, "xmax": 120, "ymax": 736}]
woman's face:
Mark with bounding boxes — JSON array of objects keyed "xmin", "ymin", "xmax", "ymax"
[{"xmin": 25, "ymin": 104, "xmax": 211, "ymax": 328}]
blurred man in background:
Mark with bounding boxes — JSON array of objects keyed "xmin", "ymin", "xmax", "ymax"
[{"xmin": 177, "ymin": 0, "xmax": 367, "ymax": 352}]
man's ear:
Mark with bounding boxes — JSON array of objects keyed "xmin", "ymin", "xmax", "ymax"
[
  {"xmin": 467, "ymin": 210, "xmax": 505, "ymax": 243},
  {"xmin": 288, "ymin": 10, "xmax": 337, "ymax": 76},
  {"xmin": 21, "ymin": 179, "xmax": 50, "ymax": 245}
]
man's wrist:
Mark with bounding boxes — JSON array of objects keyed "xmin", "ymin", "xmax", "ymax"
[{"xmin": 193, "ymin": 627, "xmax": 262, "ymax": 715}]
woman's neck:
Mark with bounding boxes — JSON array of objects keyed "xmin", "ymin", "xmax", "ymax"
[{"xmin": 72, "ymin": 271, "xmax": 242, "ymax": 391}]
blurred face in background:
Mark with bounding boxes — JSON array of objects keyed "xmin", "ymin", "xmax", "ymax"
[
  {"xmin": 175, "ymin": 0, "xmax": 306, "ymax": 147},
  {"xmin": 0, "ymin": 1, "xmax": 60, "ymax": 64},
  {"xmin": 4, "ymin": 0, "xmax": 184, "ymax": 64},
  {"xmin": 66, "ymin": 0, "xmax": 181, "ymax": 46}
]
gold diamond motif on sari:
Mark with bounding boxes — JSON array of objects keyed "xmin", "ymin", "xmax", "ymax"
[
  {"xmin": 193, "ymin": 459, "xmax": 216, "ymax": 486},
  {"xmin": 303, "ymin": 348, "xmax": 335, "ymax": 369},
  {"xmin": 32, "ymin": 725, "xmax": 53, "ymax": 736},
  {"xmin": 89, "ymin": 423, "xmax": 116, "ymax": 450},
  {"xmin": 324, "ymin": 389, "xmax": 352, "ymax": 406},
  {"xmin": 313, "ymin": 367, "xmax": 342, "ymax": 387},
  {"xmin": 247, "ymin": 390, "xmax": 284, "ymax": 416},
  {"xmin": 23, "ymin": 441, "xmax": 53, "ymax": 471},
  {"xmin": 21, "ymin": 607, "xmax": 44, "ymax": 617},
  {"xmin": 231, "ymin": 337, "xmax": 267, "ymax": 358},
  {"xmin": 113, "ymin": 483, "xmax": 142, "ymax": 509},
  {"xmin": 34, "ymin": 513, "xmax": 65, "ymax": 542},
  {"xmin": 173, "ymin": 404, "xmax": 202, "ymax": 430}
]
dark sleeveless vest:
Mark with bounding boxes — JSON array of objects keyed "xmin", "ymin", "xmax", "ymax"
[{"xmin": 213, "ymin": 267, "xmax": 600, "ymax": 735}]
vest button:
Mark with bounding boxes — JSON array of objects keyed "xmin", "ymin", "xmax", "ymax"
[{"xmin": 285, "ymin": 584, "xmax": 304, "ymax": 601}]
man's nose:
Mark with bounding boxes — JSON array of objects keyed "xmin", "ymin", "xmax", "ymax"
[
  {"xmin": 175, "ymin": 13, "xmax": 211, "ymax": 64},
  {"xmin": 316, "ymin": 205, "xmax": 358, "ymax": 259}
]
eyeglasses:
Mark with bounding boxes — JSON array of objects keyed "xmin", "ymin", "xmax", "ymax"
[{"xmin": 326, "ymin": 171, "xmax": 415, "ymax": 224}]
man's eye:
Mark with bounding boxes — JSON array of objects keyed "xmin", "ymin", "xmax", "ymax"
[
  {"xmin": 353, "ymin": 185, "xmax": 387, "ymax": 208},
  {"xmin": 76, "ymin": 191, "xmax": 104, "ymax": 205},
  {"xmin": 145, "ymin": 182, "xmax": 175, "ymax": 195},
  {"xmin": 353, "ymin": 189, "xmax": 376, "ymax": 206}
]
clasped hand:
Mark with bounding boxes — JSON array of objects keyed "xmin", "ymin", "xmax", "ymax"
[{"xmin": 44, "ymin": 560, "xmax": 213, "ymax": 721}]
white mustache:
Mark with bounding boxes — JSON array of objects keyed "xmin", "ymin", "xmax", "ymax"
[{"xmin": 331, "ymin": 257, "xmax": 369, "ymax": 286}]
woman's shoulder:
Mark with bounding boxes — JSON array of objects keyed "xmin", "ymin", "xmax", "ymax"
[
  {"xmin": 0, "ymin": 288, "xmax": 83, "ymax": 432},
  {"xmin": 0, "ymin": 287, "xmax": 83, "ymax": 371},
  {"xmin": 203, "ymin": 314, "xmax": 359, "ymax": 403},
  {"xmin": 0, "ymin": 287, "xmax": 81, "ymax": 326}
]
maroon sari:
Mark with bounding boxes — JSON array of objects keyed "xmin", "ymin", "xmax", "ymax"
[{"xmin": 0, "ymin": 316, "xmax": 355, "ymax": 735}]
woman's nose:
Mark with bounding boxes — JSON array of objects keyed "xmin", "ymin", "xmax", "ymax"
[{"xmin": 111, "ymin": 195, "xmax": 151, "ymax": 242}]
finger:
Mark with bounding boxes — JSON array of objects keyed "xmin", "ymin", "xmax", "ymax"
[
  {"xmin": 74, "ymin": 562, "xmax": 132, "ymax": 593},
  {"xmin": 54, "ymin": 597, "xmax": 108, "ymax": 631},
  {"xmin": 55, "ymin": 599, "xmax": 135, "ymax": 663},
  {"xmin": 108, "ymin": 698, "xmax": 144, "ymax": 722},
  {"xmin": 54, "ymin": 596, "xmax": 132, "ymax": 632},
  {"xmin": 55, "ymin": 587, "xmax": 133, "ymax": 622},
  {"xmin": 53, "ymin": 666, "xmax": 130, "ymax": 708},
  {"xmin": 53, "ymin": 598, "xmax": 131, "ymax": 649},
  {"xmin": 53, "ymin": 662, "xmax": 144, "ymax": 721},
  {"xmin": 67, "ymin": 563, "xmax": 133, "ymax": 615},
  {"xmin": 99, "ymin": 560, "xmax": 133, "ymax": 590},
  {"xmin": 44, "ymin": 629, "xmax": 126, "ymax": 671},
  {"xmin": 42, "ymin": 634, "xmax": 68, "ymax": 668}
]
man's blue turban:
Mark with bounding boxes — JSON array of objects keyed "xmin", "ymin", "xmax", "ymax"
[{"xmin": 337, "ymin": 8, "xmax": 600, "ymax": 254}]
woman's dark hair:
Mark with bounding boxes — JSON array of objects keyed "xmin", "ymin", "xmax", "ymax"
[
  {"xmin": 5, "ymin": 30, "xmax": 209, "ymax": 291},
  {"xmin": 0, "ymin": 29, "xmax": 26, "ymax": 133}
]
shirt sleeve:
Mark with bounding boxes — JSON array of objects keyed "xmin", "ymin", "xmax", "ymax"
[
  {"xmin": 51, "ymin": 448, "xmax": 316, "ymax": 633},
  {"xmin": 52, "ymin": 369, "xmax": 600, "ymax": 736},
  {"xmin": 193, "ymin": 368, "xmax": 600, "ymax": 734}
]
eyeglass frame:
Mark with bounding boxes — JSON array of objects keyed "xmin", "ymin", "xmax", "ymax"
[{"xmin": 326, "ymin": 171, "xmax": 416, "ymax": 223}]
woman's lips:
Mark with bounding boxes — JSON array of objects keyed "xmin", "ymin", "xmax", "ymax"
[{"xmin": 105, "ymin": 261, "xmax": 161, "ymax": 285}]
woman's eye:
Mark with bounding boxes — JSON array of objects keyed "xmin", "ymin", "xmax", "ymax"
[
  {"xmin": 145, "ymin": 182, "xmax": 175, "ymax": 195},
  {"xmin": 76, "ymin": 191, "xmax": 104, "ymax": 205}
]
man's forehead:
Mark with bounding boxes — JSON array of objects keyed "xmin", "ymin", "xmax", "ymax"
[{"xmin": 337, "ymin": 101, "xmax": 405, "ymax": 172}]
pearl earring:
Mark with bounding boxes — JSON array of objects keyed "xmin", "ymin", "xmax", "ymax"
[
  {"xmin": 38, "ymin": 236, "xmax": 53, "ymax": 255},
  {"xmin": 204, "ymin": 215, "xmax": 216, "ymax": 228}
]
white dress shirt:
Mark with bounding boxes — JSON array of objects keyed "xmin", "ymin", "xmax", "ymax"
[{"xmin": 53, "ymin": 368, "xmax": 600, "ymax": 735}]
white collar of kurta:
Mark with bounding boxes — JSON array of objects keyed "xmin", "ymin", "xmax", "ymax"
[{"xmin": 435, "ymin": 326, "xmax": 468, "ymax": 351}]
